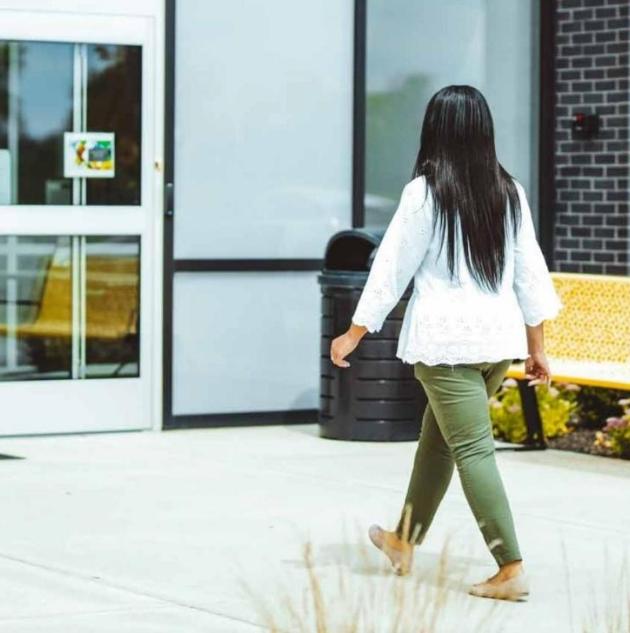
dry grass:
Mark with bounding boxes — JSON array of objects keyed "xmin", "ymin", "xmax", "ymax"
[
  {"xmin": 239, "ymin": 516, "xmax": 630, "ymax": 633},
  {"xmin": 239, "ymin": 516, "xmax": 507, "ymax": 633},
  {"xmin": 573, "ymin": 545, "xmax": 630, "ymax": 633}
]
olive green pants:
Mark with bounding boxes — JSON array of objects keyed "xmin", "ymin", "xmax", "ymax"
[{"xmin": 395, "ymin": 359, "xmax": 522, "ymax": 566}]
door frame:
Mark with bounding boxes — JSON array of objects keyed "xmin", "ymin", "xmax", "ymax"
[
  {"xmin": 538, "ymin": 0, "xmax": 557, "ymax": 267},
  {"xmin": 161, "ymin": 0, "xmax": 342, "ymax": 430},
  {"xmin": 0, "ymin": 2, "xmax": 165, "ymax": 435}
]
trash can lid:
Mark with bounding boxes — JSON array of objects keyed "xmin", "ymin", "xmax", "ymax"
[{"xmin": 322, "ymin": 228, "xmax": 386, "ymax": 272}]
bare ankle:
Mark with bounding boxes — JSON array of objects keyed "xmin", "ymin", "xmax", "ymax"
[
  {"xmin": 498, "ymin": 559, "xmax": 523, "ymax": 578},
  {"xmin": 502, "ymin": 559, "xmax": 523, "ymax": 568}
]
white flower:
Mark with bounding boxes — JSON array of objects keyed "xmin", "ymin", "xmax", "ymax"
[{"xmin": 563, "ymin": 383, "xmax": 581, "ymax": 392}]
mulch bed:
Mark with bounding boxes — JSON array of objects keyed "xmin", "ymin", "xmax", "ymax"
[{"xmin": 546, "ymin": 427, "xmax": 619, "ymax": 458}]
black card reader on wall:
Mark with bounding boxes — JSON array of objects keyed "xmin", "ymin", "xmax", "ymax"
[{"xmin": 571, "ymin": 112, "xmax": 600, "ymax": 140}]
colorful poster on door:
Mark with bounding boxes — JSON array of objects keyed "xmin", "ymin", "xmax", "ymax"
[{"xmin": 63, "ymin": 132, "xmax": 115, "ymax": 178}]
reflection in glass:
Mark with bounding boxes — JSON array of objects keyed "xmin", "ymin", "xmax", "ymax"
[
  {"xmin": 365, "ymin": 1, "xmax": 487, "ymax": 226},
  {"xmin": 86, "ymin": 44, "xmax": 142, "ymax": 205},
  {"xmin": 0, "ymin": 41, "xmax": 74, "ymax": 205},
  {"xmin": 0, "ymin": 40, "xmax": 141, "ymax": 206},
  {"xmin": 0, "ymin": 237, "xmax": 72, "ymax": 380},
  {"xmin": 85, "ymin": 236, "xmax": 140, "ymax": 378},
  {"xmin": 364, "ymin": 0, "xmax": 538, "ymax": 227},
  {"xmin": 0, "ymin": 236, "xmax": 140, "ymax": 381}
]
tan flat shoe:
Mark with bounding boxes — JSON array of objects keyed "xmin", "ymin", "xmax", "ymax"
[
  {"xmin": 468, "ymin": 568, "xmax": 529, "ymax": 601},
  {"xmin": 368, "ymin": 524, "xmax": 414, "ymax": 576}
]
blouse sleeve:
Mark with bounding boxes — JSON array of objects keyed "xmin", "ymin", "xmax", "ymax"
[
  {"xmin": 351, "ymin": 179, "xmax": 433, "ymax": 333},
  {"xmin": 512, "ymin": 181, "xmax": 563, "ymax": 326}
]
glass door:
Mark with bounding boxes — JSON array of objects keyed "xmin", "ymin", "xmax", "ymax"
[{"xmin": 0, "ymin": 10, "xmax": 159, "ymax": 435}]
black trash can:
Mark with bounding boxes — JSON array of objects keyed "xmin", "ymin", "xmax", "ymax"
[{"xmin": 317, "ymin": 229, "xmax": 428, "ymax": 441}]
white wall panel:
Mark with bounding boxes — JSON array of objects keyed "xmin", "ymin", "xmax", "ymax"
[
  {"xmin": 173, "ymin": 271, "xmax": 320, "ymax": 415},
  {"xmin": 174, "ymin": 0, "xmax": 354, "ymax": 259}
]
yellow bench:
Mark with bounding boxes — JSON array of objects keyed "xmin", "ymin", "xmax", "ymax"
[
  {"xmin": 0, "ymin": 257, "xmax": 138, "ymax": 341},
  {"xmin": 505, "ymin": 272, "xmax": 630, "ymax": 449}
]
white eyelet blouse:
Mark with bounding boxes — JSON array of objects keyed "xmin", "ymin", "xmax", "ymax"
[{"xmin": 351, "ymin": 175, "xmax": 563, "ymax": 365}]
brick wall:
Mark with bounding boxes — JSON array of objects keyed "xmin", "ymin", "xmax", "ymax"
[{"xmin": 554, "ymin": 0, "xmax": 629, "ymax": 274}]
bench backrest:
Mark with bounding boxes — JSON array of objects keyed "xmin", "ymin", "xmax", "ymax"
[
  {"xmin": 2, "ymin": 257, "xmax": 138, "ymax": 340},
  {"xmin": 546, "ymin": 272, "xmax": 630, "ymax": 364}
]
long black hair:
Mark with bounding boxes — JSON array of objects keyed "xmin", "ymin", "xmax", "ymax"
[{"xmin": 411, "ymin": 85, "xmax": 521, "ymax": 292}]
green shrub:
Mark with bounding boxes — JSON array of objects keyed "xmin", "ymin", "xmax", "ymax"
[
  {"xmin": 489, "ymin": 378, "xmax": 580, "ymax": 443},
  {"xmin": 594, "ymin": 398, "xmax": 630, "ymax": 459}
]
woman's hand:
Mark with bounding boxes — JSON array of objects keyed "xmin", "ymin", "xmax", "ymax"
[
  {"xmin": 330, "ymin": 323, "xmax": 368, "ymax": 368},
  {"xmin": 524, "ymin": 350, "xmax": 551, "ymax": 387}
]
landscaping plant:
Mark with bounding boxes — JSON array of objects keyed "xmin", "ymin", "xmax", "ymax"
[
  {"xmin": 594, "ymin": 398, "xmax": 630, "ymax": 459},
  {"xmin": 489, "ymin": 378, "xmax": 580, "ymax": 444}
]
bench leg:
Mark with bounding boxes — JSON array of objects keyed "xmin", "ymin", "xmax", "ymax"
[{"xmin": 515, "ymin": 379, "xmax": 547, "ymax": 450}]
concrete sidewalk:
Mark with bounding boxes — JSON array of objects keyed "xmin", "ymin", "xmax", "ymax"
[{"xmin": 0, "ymin": 424, "xmax": 628, "ymax": 632}]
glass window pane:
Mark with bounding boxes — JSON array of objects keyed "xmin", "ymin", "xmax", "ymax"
[
  {"xmin": 0, "ymin": 40, "xmax": 142, "ymax": 206},
  {"xmin": 365, "ymin": 0, "xmax": 538, "ymax": 226},
  {"xmin": 0, "ymin": 235, "xmax": 140, "ymax": 381},
  {"xmin": 85, "ymin": 236, "xmax": 140, "ymax": 378},
  {"xmin": 86, "ymin": 44, "xmax": 142, "ymax": 205},
  {"xmin": 0, "ymin": 236, "xmax": 72, "ymax": 380},
  {"xmin": 0, "ymin": 41, "xmax": 74, "ymax": 205}
]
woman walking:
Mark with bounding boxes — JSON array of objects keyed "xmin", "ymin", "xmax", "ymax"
[{"xmin": 330, "ymin": 85, "xmax": 562, "ymax": 601}]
